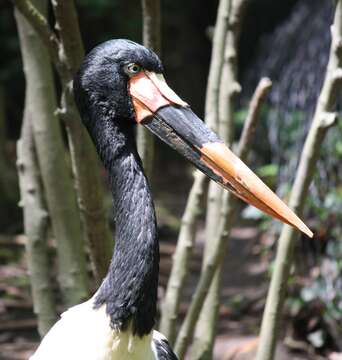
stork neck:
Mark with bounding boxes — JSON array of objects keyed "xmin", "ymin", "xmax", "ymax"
[{"xmin": 90, "ymin": 118, "xmax": 159, "ymax": 337}]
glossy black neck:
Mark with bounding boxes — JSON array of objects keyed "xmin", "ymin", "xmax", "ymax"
[{"xmin": 87, "ymin": 114, "xmax": 159, "ymax": 337}]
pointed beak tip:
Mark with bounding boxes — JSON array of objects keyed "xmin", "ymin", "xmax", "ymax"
[
  {"xmin": 199, "ymin": 142, "xmax": 314, "ymax": 239},
  {"xmin": 290, "ymin": 217, "xmax": 313, "ymax": 238},
  {"xmin": 301, "ymin": 225, "xmax": 314, "ymax": 238}
]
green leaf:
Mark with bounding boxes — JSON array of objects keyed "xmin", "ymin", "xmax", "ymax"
[{"xmin": 257, "ymin": 164, "xmax": 279, "ymax": 178}]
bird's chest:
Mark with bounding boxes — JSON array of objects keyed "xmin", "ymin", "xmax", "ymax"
[
  {"xmin": 30, "ymin": 300, "xmax": 156, "ymax": 360},
  {"xmin": 74, "ymin": 305, "xmax": 156, "ymax": 360},
  {"xmin": 103, "ymin": 330, "xmax": 155, "ymax": 360}
]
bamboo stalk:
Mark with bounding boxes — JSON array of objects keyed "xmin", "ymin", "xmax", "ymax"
[
  {"xmin": 137, "ymin": 0, "xmax": 161, "ymax": 179},
  {"xmin": 256, "ymin": 2, "xmax": 342, "ymax": 359},
  {"xmin": 15, "ymin": 0, "xmax": 88, "ymax": 307},
  {"xmin": 17, "ymin": 96, "xmax": 57, "ymax": 337}
]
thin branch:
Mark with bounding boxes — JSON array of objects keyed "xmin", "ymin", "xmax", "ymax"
[
  {"xmin": 12, "ymin": 0, "xmax": 65, "ymax": 76},
  {"xmin": 174, "ymin": 77, "xmax": 272, "ymax": 358},
  {"xmin": 256, "ymin": 2, "xmax": 342, "ymax": 359},
  {"xmin": 174, "ymin": 191, "xmax": 233, "ymax": 359},
  {"xmin": 191, "ymin": 1, "xmax": 248, "ymax": 357},
  {"xmin": 238, "ymin": 79, "xmax": 273, "ymax": 154},
  {"xmin": 17, "ymin": 98, "xmax": 57, "ymax": 336},
  {"xmin": 191, "ymin": 32, "xmax": 236, "ymax": 360},
  {"xmin": 141, "ymin": 0, "xmax": 161, "ymax": 54},
  {"xmin": 137, "ymin": 0, "xmax": 161, "ymax": 179},
  {"xmin": 159, "ymin": 170, "xmax": 207, "ymax": 344},
  {"xmin": 15, "ymin": 0, "xmax": 89, "ymax": 306},
  {"xmin": 205, "ymin": 0, "xmax": 231, "ymax": 131},
  {"xmin": 160, "ymin": 0, "xmax": 230, "ymax": 343},
  {"xmin": 51, "ymin": 0, "xmax": 84, "ymax": 74},
  {"xmin": 51, "ymin": 0, "xmax": 113, "ymax": 282},
  {"xmin": 238, "ymin": 77, "xmax": 272, "ymax": 158}
]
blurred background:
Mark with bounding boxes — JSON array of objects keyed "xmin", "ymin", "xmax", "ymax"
[{"xmin": 0, "ymin": 0, "xmax": 341, "ymax": 359}]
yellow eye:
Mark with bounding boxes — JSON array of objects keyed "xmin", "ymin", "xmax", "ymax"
[{"xmin": 127, "ymin": 63, "xmax": 142, "ymax": 74}]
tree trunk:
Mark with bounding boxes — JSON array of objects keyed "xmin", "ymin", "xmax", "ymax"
[
  {"xmin": 17, "ymin": 95, "xmax": 57, "ymax": 337},
  {"xmin": 256, "ymin": 1, "xmax": 342, "ymax": 359},
  {"xmin": 15, "ymin": 0, "xmax": 89, "ymax": 307},
  {"xmin": 51, "ymin": 0, "xmax": 113, "ymax": 283},
  {"xmin": 13, "ymin": 0, "xmax": 113, "ymax": 283},
  {"xmin": 137, "ymin": 0, "xmax": 161, "ymax": 179}
]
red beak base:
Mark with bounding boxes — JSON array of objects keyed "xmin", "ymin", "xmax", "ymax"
[{"xmin": 128, "ymin": 71, "xmax": 188, "ymax": 123}]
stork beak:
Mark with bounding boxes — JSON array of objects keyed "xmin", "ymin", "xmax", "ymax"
[{"xmin": 128, "ymin": 71, "xmax": 313, "ymax": 238}]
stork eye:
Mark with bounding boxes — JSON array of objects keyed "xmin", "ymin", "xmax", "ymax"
[{"xmin": 126, "ymin": 63, "xmax": 142, "ymax": 75}]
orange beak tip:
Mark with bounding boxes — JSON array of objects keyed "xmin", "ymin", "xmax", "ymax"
[
  {"xmin": 199, "ymin": 142, "xmax": 314, "ymax": 239},
  {"xmin": 300, "ymin": 225, "xmax": 314, "ymax": 238}
]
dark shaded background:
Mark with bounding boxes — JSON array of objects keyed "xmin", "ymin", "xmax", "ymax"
[
  {"xmin": 1, "ymin": 0, "xmax": 299, "ymax": 139},
  {"xmin": 0, "ymin": 0, "xmax": 305, "ymax": 231}
]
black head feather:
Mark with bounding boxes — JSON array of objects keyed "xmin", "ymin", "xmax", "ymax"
[{"xmin": 74, "ymin": 39, "xmax": 163, "ymax": 129}]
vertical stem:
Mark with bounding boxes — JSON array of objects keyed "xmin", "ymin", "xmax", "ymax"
[
  {"xmin": 256, "ymin": 2, "xmax": 342, "ymax": 359},
  {"xmin": 159, "ymin": 170, "xmax": 207, "ymax": 344},
  {"xmin": 51, "ymin": 0, "xmax": 113, "ymax": 283},
  {"xmin": 137, "ymin": 0, "xmax": 161, "ymax": 179},
  {"xmin": 141, "ymin": 0, "xmax": 161, "ymax": 54},
  {"xmin": 17, "ymin": 97, "xmax": 57, "ymax": 336},
  {"xmin": 204, "ymin": 0, "xmax": 231, "ymax": 131},
  {"xmin": 15, "ymin": 0, "xmax": 89, "ymax": 307},
  {"xmin": 191, "ymin": 181, "xmax": 222, "ymax": 359},
  {"xmin": 174, "ymin": 192, "xmax": 234, "ymax": 359},
  {"xmin": 174, "ymin": 78, "xmax": 272, "ymax": 359},
  {"xmin": 160, "ymin": 0, "xmax": 230, "ymax": 345},
  {"xmin": 50, "ymin": 0, "xmax": 84, "ymax": 73},
  {"xmin": 192, "ymin": 1, "xmax": 246, "ymax": 358}
]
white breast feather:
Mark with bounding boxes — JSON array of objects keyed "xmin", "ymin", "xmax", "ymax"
[{"xmin": 30, "ymin": 298, "xmax": 156, "ymax": 360}]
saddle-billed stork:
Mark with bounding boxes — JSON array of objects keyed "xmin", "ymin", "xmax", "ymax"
[{"xmin": 30, "ymin": 39, "xmax": 312, "ymax": 360}]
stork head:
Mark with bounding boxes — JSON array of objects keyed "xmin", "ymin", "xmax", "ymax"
[{"xmin": 74, "ymin": 39, "xmax": 313, "ymax": 238}]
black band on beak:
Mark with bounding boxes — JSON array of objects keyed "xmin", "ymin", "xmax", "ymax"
[{"xmin": 143, "ymin": 106, "xmax": 223, "ymax": 184}]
